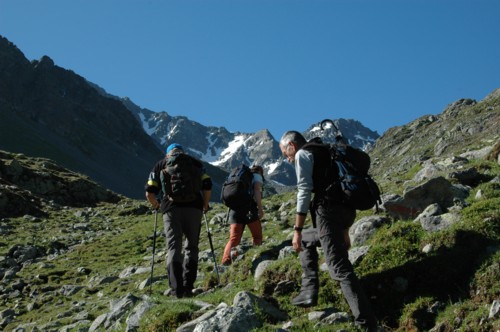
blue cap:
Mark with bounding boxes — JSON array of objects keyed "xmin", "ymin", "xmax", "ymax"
[{"xmin": 166, "ymin": 143, "xmax": 184, "ymax": 154}]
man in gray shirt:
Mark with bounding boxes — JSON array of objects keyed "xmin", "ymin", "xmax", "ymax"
[{"xmin": 280, "ymin": 131, "xmax": 377, "ymax": 331}]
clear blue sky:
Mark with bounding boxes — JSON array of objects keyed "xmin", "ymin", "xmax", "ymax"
[{"xmin": 1, "ymin": 0, "xmax": 499, "ymax": 139}]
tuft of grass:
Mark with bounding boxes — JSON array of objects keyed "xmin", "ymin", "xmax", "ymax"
[
  {"xmin": 357, "ymin": 221, "xmax": 424, "ymax": 274},
  {"xmin": 138, "ymin": 299, "xmax": 201, "ymax": 331},
  {"xmin": 433, "ymin": 300, "xmax": 495, "ymax": 332},
  {"xmin": 398, "ymin": 296, "xmax": 438, "ymax": 332}
]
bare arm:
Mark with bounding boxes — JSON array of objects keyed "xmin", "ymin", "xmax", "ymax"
[
  {"xmin": 202, "ymin": 190, "xmax": 212, "ymax": 213},
  {"xmin": 253, "ymin": 181, "xmax": 264, "ymax": 219},
  {"xmin": 145, "ymin": 191, "xmax": 160, "ymax": 210}
]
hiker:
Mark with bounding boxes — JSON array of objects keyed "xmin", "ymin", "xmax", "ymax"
[
  {"xmin": 279, "ymin": 131, "xmax": 378, "ymax": 331},
  {"xmin": 220, "ymin": 165, "xmax": 265, "ymax": 266},
  {"xmin": 145, "ymin": 143, "xmax": 212, "ymax": 298}
]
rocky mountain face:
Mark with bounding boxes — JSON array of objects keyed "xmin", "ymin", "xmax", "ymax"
[
  {"xmin": 0, "ymin": 150, "xmax": 123, "ymax": 219},
  {"xmin": 1, "ymin": 34, "xmax": 379, "ymax": 200},
  {"xmin": 123, "ymin": 96, "xmax": 379, "ymax": 189},
  {"xmin": 0, "ymin": 36, "xmax": 162, "ymax": 199},
  {"xmin": 370, "ymin": 88, "xmax": 500, "ymax": 189}
]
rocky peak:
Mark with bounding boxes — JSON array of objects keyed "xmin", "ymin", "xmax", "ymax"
[
  {"xmin": 370, "ymin": 91, "xmax": 500, "ymax": 191},
  {"xmin": 484, "ymin": 87, "xmax": 500, "ymax": 101},
  {"xmin": 442, "ymin": 98, "xmax": 477, "ymax": 118},
  {"xmin": 33, "ymin": 55, "xmax": 55, "ymax": 69}
]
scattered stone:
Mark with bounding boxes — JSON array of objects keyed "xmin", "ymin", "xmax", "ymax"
[
  {"xmin": 489, "ymin": 300, "xmax": 500, "ymax": 319},
  {"xmin": 422, "ymin": 243, "xmax": 433, "ymax": 254},
  {"xmin": 350, "ymin": 216, "xmax": 390, "ymax": 246},
  {"xmin": 348, "ymin": 245, "xmax": 370, "ymax": 265},
  {"xmin": 308, "ymin": 307, "xmax": 338, "ymax": 321},
  {"xmin": 254, "ymin": 260, "xmax": 274, "ymax": 280}
]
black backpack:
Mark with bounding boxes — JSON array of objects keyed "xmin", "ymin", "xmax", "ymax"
[
  {"xmin": 221, "ymin": 164, "xmax": 254, "ymax": 210},
  {"xmin": 327, "ymin": 143, "xmax": 381, "ymax": 210},
  {"xmin": 160, "ymin": 152, "xmax": 202, "ymax": 203},
  {"xmin": 310, "ymin": 119, "xmax": 382, "ymax": 211}
]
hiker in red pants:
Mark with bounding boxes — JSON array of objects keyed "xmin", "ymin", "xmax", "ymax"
[{"xmin": 221, "ymin": 165, "xmax": 265, "ymax": 265}]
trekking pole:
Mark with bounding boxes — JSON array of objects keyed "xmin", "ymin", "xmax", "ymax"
[
  {"xmin": 204, "ymin": 212, "xmax": 220, "ymax": 285},
  {"xmin": 149, "ymin": 209, "xmax": 158, "ymax": 294},
  {"xmin": 224, "ymin": 207, "xmax": 230, "ymax": 226}
]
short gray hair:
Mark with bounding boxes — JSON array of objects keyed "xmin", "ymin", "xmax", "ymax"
[{"xmin": 280, "ymin": 131, "xmax": 306, "ymax": 148}]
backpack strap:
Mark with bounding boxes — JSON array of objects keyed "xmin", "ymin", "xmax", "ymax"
[{"xmin": 301, "ymin": 142, "xmax": 340, "ymax": 198}]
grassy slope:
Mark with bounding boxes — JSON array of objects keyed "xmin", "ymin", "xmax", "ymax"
[{"xmin": 1, "ymin": 162, "xmax": 499, "ymax": 331}]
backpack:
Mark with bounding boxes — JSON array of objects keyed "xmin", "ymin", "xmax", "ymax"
[
  {"xmin": 305, "ymin": 119, "xmax": 382, "ymax": 211},
  {"xmin": 221, "ymin": 164, "xmax": 254, "ymax": 210},
  {"xmin": 160, "ymin": 152, "xmax": 202, "ymax": 203},
  {"xmin": 326, "ymin": 143, "xmax": 382, "ymax": 211}
]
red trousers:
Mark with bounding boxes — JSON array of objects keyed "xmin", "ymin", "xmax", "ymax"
[{"xmin": 221, "ymin": 220, "xmax": 262, "ymax": 265}]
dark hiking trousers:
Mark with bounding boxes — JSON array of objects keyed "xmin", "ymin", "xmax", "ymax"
[
  {"xmin": 298, "ymin": 228, "xmax": 320, "ymax": 292},
  {"xmin": 301, "ymin": 203, "xmax": 377, "ymax": 330},
  {"xmin": 163, "ymin": 207, "xmax": 202, "ymax": 297}
]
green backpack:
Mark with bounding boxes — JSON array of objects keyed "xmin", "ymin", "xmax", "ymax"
[{"xmin": 160, "ymin": 152, "xmax": 202, "ymax": 203}]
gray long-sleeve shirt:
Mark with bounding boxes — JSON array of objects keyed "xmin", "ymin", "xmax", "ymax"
[{"xmin": 295, "ymin": 148, "xmax": 314, "ymax": 214}]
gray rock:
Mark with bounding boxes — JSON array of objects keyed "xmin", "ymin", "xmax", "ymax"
[
  {"xmin": 179, "ymin": 291, "xmax": 288, "ymax": 332},
  {"xmin": 233, "ymin": 291, "xmax": 288, "ymax": 322},
  {"xmin": 59, "ymin": 320, "xmax": 92, "ymax": 332},
  {"xmin": 89, "ymin": 313, "xmax": 108, "ymax": 332},
  {"xmin": 384, "ymin": 176, "xmax": 469, "ymax": 219},
  {"xmin": 106, "ymin": 293, "xmax": 141, "ymax": 328},
  {"xmin": 87, "ymin": 275, "xmax": 119, "ymax": 287},
  {"xmin": 278, "ymin": 246, "xmax": 295, "ymax": 259},
  {"xmin": 7, "ymin": 244, "xmax": 45, "ymax": 264},
  {"xmin": 193, "ymin": 306, "xmax": 259, "ymax": 332},
  {"xmin": 414, "ymin": 203, "xmax": 442, "ymax": 221},
  {"xmin": 350, "ymin": 216, "xmax": 390, "ymax": 246},
  {"xmin": 126, "ymin": 297, "xmax": 154, "ymax": 332},
  {"xmin": 176, "ymin": 309, "xmax": 219, "ymax": 332},
  {"xmin": 348, "ymin": 245, "xmax": 370, "ymax": 265},
  {"xmin": 254, "ymin": 260, "xmax": 274, "ymax": 280},
  {"xmin": 460, "ymin": 146, "xmax": 493, "ymax": 160},
  {"xmin": 308, "ymin": 307, "xmax": 338, "ymax": 321},
  {"xmin": 59, "ymin": 284, "xmax": 84, "ymax": 296},
  {"xmin": 422, "ymin": 243, "xmax": 433, "ymax": 254},
  {"xmin": 119, "ymin": 266, "xmax": 138, "ymax": 278},
  {"xmin": 320, "ymin": 311, "xmax": 350, "ymax": 324},
  {"xmin": 489, "ymin": 299, "xmax": 500, "ymax": 319},
  {"xmin": 417, "ymin": 212, "xmax": 461, "ymax": 232},
  {"xmin": 413, "ymin": 162, "xmax": 444, "ymax": 183}
]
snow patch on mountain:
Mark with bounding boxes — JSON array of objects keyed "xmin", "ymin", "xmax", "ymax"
[
  {"xmin": 354, "ymin": 134, "xmax": 375, "ymax": 143},
  {"xmin": 211, "ymin": 135, "xmax": 246, "ymax": 166},
  {"xmin": 309, "ymin": 125, "xmax": 322, "ymax": 133},
  {"xmin": 200, "ymin": 133, "xmax": 226, "ymax": 163},
  {"xmin": 139, "ymin": 112, "xmax": 159, "ymax": 136},
  {"xmin": 267, "ymin": 160, "xmax": 281, "ymax": 174}
]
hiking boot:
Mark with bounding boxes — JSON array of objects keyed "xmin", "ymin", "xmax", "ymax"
[
  {"xmin": 164, "ymin": 288, "xmax": 184, "ymax": 298},
  {"xmin": 183, "ymin": 289, "xmax": 194, "ymax": 298},
  {"xmin": 291, "ymin": 290, "xmax": 318, "ymax": 307}
]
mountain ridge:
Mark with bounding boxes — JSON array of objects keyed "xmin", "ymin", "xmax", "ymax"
[
  {"xmin": 0, "ymin": 36, "xmax": 162, "ymax": 199},
  {"xmin": 0, "ymin": 34, "xmax": 379, "ymax": 199},
  {"xmin": 1, "ymin": 34, "xmax": 498, "ymax": 202}
]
